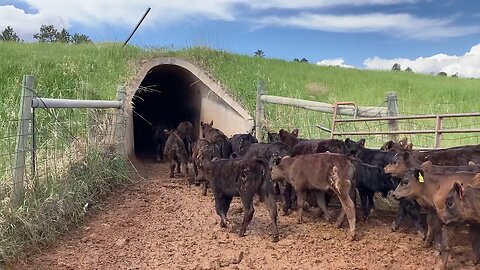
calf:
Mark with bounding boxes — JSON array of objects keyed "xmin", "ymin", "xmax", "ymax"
[
  {"xmin": 200, "ymin": 121, "xmax": 232, "ymax": 158},
  {"xmin": 229, "ymin": 133, "xmax": 258, "ymax": 154},
  {"xmin": 385, "ymin": 151, "xmax": 480, "ymax": 177},
  {"xmin": 152, "ymin": 123, "xmax": 169, "ymax": 162},
  {"xmin": 267, "ymin": 132, "xmax": 280, "ymax": 143},
  {"xmin": 210, "ymin": 157, "xmax": 279, "ymax": 242},
  {"xmin": 392, "ymin": 169, "xmax": 477, "ymax": 269},
  {"xmin": 164, "ymin": 130, "xmax": 189, "ymax": 178},
  {"xmin": 292, "ymin": 139, "xmax": 351, "ymax": 156},
  {"xmin": 194, "ymin": 140, "xmax": 222, "ymax": 195},
  {"xmin": 351, "ymin": 158, "xmax": 397, "ymax": 219},
  {"xmin": 278, "ymin": 128, "xmax": 306, "ymax": 149},
  {"xmin": 271, "ymin": 153, "xmax": 357, "ymax": 240},
  {"xmin": 434, "ymin": 175, "xmax": 480, "ymax": 265},
  {"xmin": 176, "ymin": 121, "xmax": 194, "ymax": 158},
  {"xmin": 416, "ymin": 144, "xmax": 480, "ymax": 166},
  {"xmin": 347, "ymin": 139, "xmax": 424, "ymax": 236},
  {"xmin": 380, "ymin": 138, "xmax": 412, "ymax": 152}
]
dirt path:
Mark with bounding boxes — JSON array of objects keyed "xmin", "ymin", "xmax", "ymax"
[{"xmin": 8, "ymin": 160, "xmax": 477, "ymax": 270}]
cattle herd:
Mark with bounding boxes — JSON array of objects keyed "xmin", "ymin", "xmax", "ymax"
[{"xmin": 153, "ymin": 120, "xmax": 480, "ymax": 269}]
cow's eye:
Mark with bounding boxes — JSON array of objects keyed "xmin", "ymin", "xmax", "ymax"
[
  {"xmin": 401, "ymin": 180, "xmax": 408, "ymax": 186},
  {"xmin": 446, "ymin": 200, "xmax": 454, "ymax": 208}
]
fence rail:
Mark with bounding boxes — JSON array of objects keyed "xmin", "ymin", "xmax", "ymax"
[{"xmin": 5, "ymin": 75, "xmax": 127, "ymax": 206}]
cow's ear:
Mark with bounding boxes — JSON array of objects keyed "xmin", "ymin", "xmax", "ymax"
[
  {"xmin": 279, "ymin": 129, "xmax": 287, "ymax": 139},
  {"xmin": 420, "ymin": 161, "xmax": 433, "ymax": 170},
  {"xmin": 210, "ymin": 120, "xmax": 214, "ymax": 126},
  {"xmin": 345, "ymin": 138, "xmax": 351, "ymax": 143},
  {"xmin": 469, "ymin": 161, "xmax": 476, "ymax": 165},
  {"xmin": 454, "ymin": 182, "xmax": 465, "ymax": 200},
  {"xmin": 471, "ymin": 173, "xmax": 480, "ymax": 188},
  {"xmin": 358, "ymin": 138, "xmax": 366, "ymax": 147},
  {"xmin": 405, "ymin": 142, "xmax": 413, "ymax": 150},
  {"xmin": 211, "ymin": 157, "xmax": 220, "ymax": 162},
  {"xmin": 414, "ymin": 169, "xmax": 424, "ymax": 183},
  {"xmin": 291, "ymin": 129, "xmax": 299, "ymax": 137},
  {"xmin": 402, "ymin": 151, "xmax": 410, "ymax": 161},
  {"xmin": 399, "ymin": 138, "xmax": 408, "ymax": 146},
  {"xmin": 384, "ymin": 141, "xmax": 394, "ymax": 150},
  {"xmin": 273, "ymin": 157, "xmax": 282, "ymax": 166}
]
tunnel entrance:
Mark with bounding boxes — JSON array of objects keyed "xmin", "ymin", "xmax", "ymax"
[{"xmin": 132, "ymin": 65, "xmax": 201, "ymax": 158}]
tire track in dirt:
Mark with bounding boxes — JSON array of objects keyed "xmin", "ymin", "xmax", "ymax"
[{"xmin": 7, "ymin": 160, "xmax": 477, "ymax": 270}]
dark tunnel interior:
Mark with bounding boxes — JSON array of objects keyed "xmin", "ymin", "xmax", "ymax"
[{"xmin": 133, "ymin": 65, "xmax": 201, "ymax": 158}]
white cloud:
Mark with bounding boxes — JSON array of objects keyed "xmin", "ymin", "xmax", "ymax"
[
  {"xmin": 363, "ymin": 43, "xmax": 480, "ymax": 78},
  {"xmin": 255, "ymin": 13, "xmax": 480, "ymax": 39},
  {"xmin": 316, "ymin": 58, "xmax": 354, "ymax": 68},
  {"xmin": 240, "ymin": 0, "xmax": 417, "ymax": 9},
  {"xmin": 0, "ymin": 0, "xmax": 238, "ymax": 40}
]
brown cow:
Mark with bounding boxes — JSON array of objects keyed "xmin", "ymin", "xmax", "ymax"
[
  {"xmin": 194, "ymin": 140, "xmax": 222, "ymax": 196},
  {"xmin": 271, "ymin": 153, "xmax": 357, "ymax": 240},
  {"xmin": 392, "ymin": 169, "xmax": 477, "ymax": 269},
  {"xmin": 385, "ymin": 151, "xmax": 480, "ymax": 177},
  {"xmin": 278, "ymin": 128, "xmax": 306, "ymax": 149},
  {"xmin": 164, "ymin": 130, "xmax": 189, "ymax": 178},
  {"xmin": 416, "ymin": 144, "xmax": 480, "ymax": 166},
  {"xmin": 434, "ymin": 174, "xmax": 480, "ymax": 265}
]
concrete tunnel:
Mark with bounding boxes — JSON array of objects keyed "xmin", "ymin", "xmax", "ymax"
[{"xmin": 124, "ymin": 58, "xmax": 254, "ymax": 159}]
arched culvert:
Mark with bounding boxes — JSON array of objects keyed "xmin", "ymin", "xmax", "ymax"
[{"xmin": 124, "ymin": 58, "xmax": 254, "ymax": 160}]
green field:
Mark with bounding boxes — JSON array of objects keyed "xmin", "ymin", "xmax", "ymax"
[
  {"xmin": 1, "ymin": 42, "xmax": 479, "ymax": 149},
  {"xmin": 0, "ymin": 42, "xmax": 479, "ymax": 263}
]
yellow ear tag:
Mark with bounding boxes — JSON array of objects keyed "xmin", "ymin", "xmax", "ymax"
[{"xmin": 418, "ymin": 174, "xmax": 424, "ymax": 183}]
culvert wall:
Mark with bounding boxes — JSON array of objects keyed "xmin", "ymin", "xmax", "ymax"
[{"xmin": 124, "ymin": 58, "xmax": 254, "ymax": 158}]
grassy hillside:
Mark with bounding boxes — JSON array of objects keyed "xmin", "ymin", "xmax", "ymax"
[{"xmin": 1, "ymin": 42, "xmax": 479, "ymax": 149}]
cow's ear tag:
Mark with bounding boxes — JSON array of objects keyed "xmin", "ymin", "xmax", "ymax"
[{"xmin": 418, "ymin": 174, "xmax": 424, "ymax": 183}]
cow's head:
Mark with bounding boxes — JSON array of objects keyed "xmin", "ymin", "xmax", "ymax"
[
  {"xmin": 384, "ymin": 151, "xmax": 410, "ymax": 177},
  {"xmin": 344, "ymin": 138, "xmax": 365, "ymax": 154},
  {"xmin": 278, "ymin": 128, "xmax": 299, "ymax": 149},
  {"xmin": 392, "ymin": 168, "xmax": 424, "ymax": 200},
  {"xmin": 433, "ymin": 182, "xmax": 465, "ymax": 225},
  {"xmin": 267, "ymin": 132, "xmax": 280, "ymax": 143},
  {"xmin": 200, "ymin": 120, "xmax": 214, "ymax": 138},
  {"xmin": 195, "ymin": 142, "xmax": 221, "ymax": 182},
  {"xmin": 271, "ymin": 156, "xmax": 291, "ymax": 183}
]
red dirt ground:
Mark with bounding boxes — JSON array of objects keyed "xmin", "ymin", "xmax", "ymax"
[{"xmin": 7, "ymin": 160, "xmax": 478, "ymax": 270}]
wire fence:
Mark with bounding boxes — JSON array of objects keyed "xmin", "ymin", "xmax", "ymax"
[
  {"xmin": 0, "ymin": 76, "xmax": 126, "ymax": 206},
  {"xmin": 262, "ymin": 93, "xmax": 480, "ymax": 149}
]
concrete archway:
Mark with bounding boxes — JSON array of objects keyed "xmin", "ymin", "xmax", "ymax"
[{"xmin": 124, "ymin": 58, "xmax": 254, "ymax": 159}]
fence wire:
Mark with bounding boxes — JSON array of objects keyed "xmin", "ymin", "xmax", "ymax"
[
  {"xmin": 0, "ymin": 82, "xmax": 125, "ymax": 205},
  {"xmin": 263, "ymin": 95, "xmax": 480, "ymax": 149}
]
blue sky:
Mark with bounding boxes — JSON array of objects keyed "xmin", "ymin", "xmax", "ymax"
[{"xmin": 1, "ymin": 0, "xmax": 479, "ymax": 77}]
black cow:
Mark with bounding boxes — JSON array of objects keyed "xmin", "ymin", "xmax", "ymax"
[
  {"xmin": 210, "ymin": 157, "xmax": 279, "ymax": 242},
  {"xmin": 152, "ymin": 123, "xmax": 169, "ymax": 162},
  {"xmin": 229, "ymin": 133, "xmax": 258, "ymax": 154},
  {"xmin": 351, "ymin": 158, "xmax": 397, "ymax": 219},
  {"xmin": 346, "ymin": 138, "xmax": 425, "ymax": 237},
  {"xmin": 164, "ymin": 130, "xmax": 189, "ymax": 178}
]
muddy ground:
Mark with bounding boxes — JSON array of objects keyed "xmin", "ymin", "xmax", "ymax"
[{"xmin": 8, "ymin": 159, "xmax": 478, "ymax": 270}]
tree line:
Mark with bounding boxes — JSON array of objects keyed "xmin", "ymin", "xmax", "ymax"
[{"xmin": 0, "ymin": 25, "xmax": 91, "ymax": 44}]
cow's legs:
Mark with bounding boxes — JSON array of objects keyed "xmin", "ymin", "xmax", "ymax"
[
  {"xmin": 424, "ymin": 212, "xmax": 435, "ymax": 247},
  {"xmin": 315, "ymin": 192, "xmax": 331, "ymax": 221},
  {"xmin": 336, "ymin": 192, "xmax": 356, "ymax": 241},
  {"xmin": 260, "ymin": 182, "xmax": 279, "ymax": 242},
  {"xmin": 282, "ymin": 182, "xmax": 293, "ymax": 215},
  {"xmin": 359, "ymin": 192, "xmax": 370, "ymax": 220},
  {"xmin": 155, "ymin": 143, "xmax": 162, "ymax": 162},
  {"xmin": 176, "ymin": 160, "xmax": 181, "ymax": 173},
  {"xmin": 214, "ymin": 193, "xmax": 233, "ymax": 228},
  {"xmin": 407, "ymin": 200, "xmax": 426, "ymax": 238},
  {"xmin": 169, "ymin": 162, "xmax": 175, "ymax": 178},
  {"xmin": 295, "ymin": 190, "xmax": 306, "ymax": 224},
  {"xmin": 392, "ymin": 199, "xmax": 407, "ymax": 232},
  {"xmin": 238, "ymin": 195, "xmax": 255, "ymax": 237}
]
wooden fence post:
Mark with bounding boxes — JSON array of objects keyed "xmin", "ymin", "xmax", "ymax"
[
  {"xmin": 11, "ymin": 75, "xmax": 34, "ymax": 206},
  {"xmin": 114, "ymin": 86, "xmax": 127, "ymax": 155},
  {"xmin": 386, "ymin": 92, "xmax": 399, "ymax": 141},
  {"xmin": 255, "ymin": 81, "xmax": 266, "ymax": 142}
]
